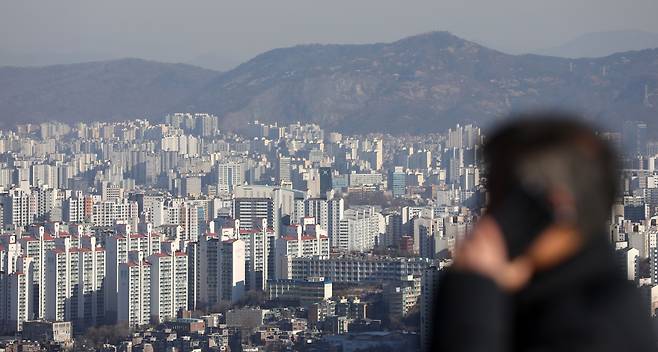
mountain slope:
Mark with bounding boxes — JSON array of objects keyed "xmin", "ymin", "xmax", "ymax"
[
  {"xmin": 1, "ymin": 32, "xmax": 658, "ymax": 134},
  {"xmin": 0, "ymin": 58, "xmax": 220, "ymax": 128},
  {"xmin": 188, "ymin": 31, "xmax": 658, "ymax": 133}
]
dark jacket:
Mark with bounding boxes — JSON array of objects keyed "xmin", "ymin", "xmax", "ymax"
[{"xmin": 433, "ymin": 238, "xmax": 656, "ymax": 352}]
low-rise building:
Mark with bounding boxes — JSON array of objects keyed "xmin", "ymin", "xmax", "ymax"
[
  {"xmin": 226, "ymin": 307, "xmax": 268, "ymax": 333},
  {"xmin": 382, "ymin": 275, "xmax": 421, "ymax": 320},
  {"xmin": 290, "ymin": 254, "xmax": 434, "ymax": 284},
  {"xmin": 266, "ymin": 277, "xmax": 332, "ymax": 306},
  {"xmin": 161, "ymin": 318, "xmax": 205, "ymax": 334},
  {"xmin": 21, "ymin": 320, "xmax": 72, "ymax": 344}
]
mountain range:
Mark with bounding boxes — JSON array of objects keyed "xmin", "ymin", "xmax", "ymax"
[
  {"xmin": 1, "ymin": 31, "xmax": 658, "ymax": 134},
  {"xmin": 535, "ymin": 30, "xmax": 658, "ymax": 58}
]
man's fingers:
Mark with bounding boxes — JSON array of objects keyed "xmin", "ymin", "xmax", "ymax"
[
  {"xmin": 453, "ymin": 215, "xmax": 525, "ymax": 291},
  {"xmin": 471, "ymin": 217, "xmax": 507, "ymax": 255},
  {"xmin": 498, "ymin": 256, "xmax": 534, "ymax": 292}
]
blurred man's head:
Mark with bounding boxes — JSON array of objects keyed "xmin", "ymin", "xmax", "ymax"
[{"xmin": 483, "ymin": 112, "xmax": 619, "ymax": 238}]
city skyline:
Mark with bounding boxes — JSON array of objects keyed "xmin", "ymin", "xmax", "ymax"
[{"xmin": 0, "ymin": 113, "xmax": 654, "ymax": 350}]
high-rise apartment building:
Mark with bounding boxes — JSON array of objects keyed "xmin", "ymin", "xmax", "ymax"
[
  {"xmin": 216, "ymin": 162, "xmax": 245, "ymax": 195},
  {"xmin": 91, "ymin": 199, "xmax": 138, "ymax": 228},
  {"xmin": 148, "ymin": 252, "xmax": 188, "ymax": 323},
  {"xmin": 63, "ymin": 196, "xmax": 85, "ymax": 223},
  {"xmin": 1, "ymin": 189, "xmax": 31, "ymax": 227},
  {"xmin": 420, "ymin": 266, "xmax": 442, "ymax": 352},
  {"xmin": 275, "ymin": 222, "xmax": 330, "ymax": 279},
  {"xmin": 277, "ymin": 156, "xmax": 292, "ymax": 185},
  {"xmin": 106, "ymin": 232, "xmax": 160, "ymax": 322},
  {"xmin": 196, "ymin": 234, "xmax": 221, "ymax": 309},
  {"xmin": 388, "ymin": 167, "xmax": 407, "ymax": 198},
  {"xmin": 220, "ymin": 239, "xmax": 246, "ymax": 304},
  {"xmin": 318, "ymin": 167, "xmax": 332, "ymax": 199},
  {"xmin": 0, "ymin": 257, "xmax": 34, "ymax": 333},
  {"xmin": 117, "ymin": 257, "xmax": 151, "ymax": 327},
  {"xmin": 234, "ymin": 198, "xmax": 273, "ymax": 231},
  {"xmin": 44, "ymin": 241, "xmax": 105, "ymax": 330},
  {"xmin": 237, "ymin": 221, "xmax": 275, "ymax": 291},
  {"xmin": 337, "ymin": 207, "xmax": 383, "ymax": 252}
]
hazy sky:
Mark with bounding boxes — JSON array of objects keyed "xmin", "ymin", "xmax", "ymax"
[{"xmin": 1, "ymin": 0, "xmax": 657, "ymax": 70}]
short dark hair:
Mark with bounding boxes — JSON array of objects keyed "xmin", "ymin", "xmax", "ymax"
[{"xmin": 483, "ymin": 111, "xmax": 619, "ymax": 236}]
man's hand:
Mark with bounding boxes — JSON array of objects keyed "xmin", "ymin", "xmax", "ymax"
[{"xmin": 454, "ymin": 216, "xmax": 534, "ymax": 292}]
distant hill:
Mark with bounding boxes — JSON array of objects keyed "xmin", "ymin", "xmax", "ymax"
[
  {"xmin": 2, "ymin": 32, "xmax": 658, "ymax": 134},
  {"xmin": 536, "ymin": 30, "xmax": 658, "ymax": 58},
  {"xmin": 0, "ymin": 58, "xmax": 220, "ymax": 128},
  {"xmin": 189, "ymin": 31, "xmax": 658, "ymax": 133}
]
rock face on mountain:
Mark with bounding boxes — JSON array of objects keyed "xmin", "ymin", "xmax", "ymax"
[{"xmin": 2, "ymin": 32, "xmax": 658, "ymax": 134}]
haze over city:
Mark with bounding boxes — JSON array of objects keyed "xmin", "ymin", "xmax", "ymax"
[{"xmin": 1, "ymin": 0, "xmax": 658, "ymax": 69}]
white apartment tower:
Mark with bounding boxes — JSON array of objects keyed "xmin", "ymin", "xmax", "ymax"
[
  {"xmin": 216, "ymin": 162, "xmax": 245, "ymax": 195},
  {"xmin": 1, "ymin": 189, "xmax": 31, "ymax": 227},
  {"xmin": 238, "ymin": 219, "xmax": 274, "ymax": 291},
  {"xmin": 19, "ymin": 232, "xmax": 55, "ymax": 319},
  {"xmin": 44, "ymin": 240, "xmax": 106, "ymax": 329},
  {"xmin": 0, "ymin": 257, "xmax": 34, "ymax": 333},
  {"xmin": 650, "ymin": 232, "xmax": 658, "ymax": 284},
  {"xmin": 117, "ymin": 255, "xmax": 151, "ymax": 327},
  {"xmin": 338, "ymin": 207, "xmax": 383, "ymax": 252},
  {"xmin": 275, "ymin": 221, "xmax": 330, "ymax": 279},
  {"xmin": 63, "ymin": 196, "xmax": 85, "ymax": 223},
  {"xmin": 91, "ymin": 199, "xmax": 138, "ymax": 228},
  {"xmin": 148, "ymin": 252, "xmax": 188, "ymax": 323},
  {"xmin": 304, "ymin": 197, "xmax": 344, "ymax": 248},
  {"xmin": 220, "ymin": 239, "xmax": 246, "ymax": 304},
  {"xmin": 197, "ymin": 234, "xmax": 221, "ymax": 309},
  {"xmin": 106, "ymin": 232, "xmax": 159, "ymax": 323}
]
